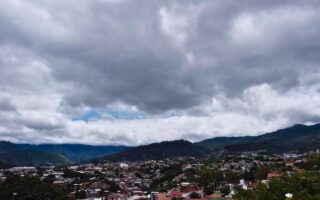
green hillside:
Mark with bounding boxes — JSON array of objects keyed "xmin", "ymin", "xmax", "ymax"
[
  {"xmin": 16, "ymin": 144, "xmax": 128, "ymax": 162},
  {"xmin": 0, "ymin": 142, "xmax": 70, "ymax": 167},
  {"xmin": 197, "ymin": 136, "xmax": 253, "ymax": 150},
  {"xmin": 103, "ymin": 140, "xmax": 209, "ymax": 161},
  {"xmin": 199, "ymin": 124, "xmax": 320, "ymax": 153},
  {"xmin": 0, "ymin": 150, "xmax": 70, "ymax": 166}
]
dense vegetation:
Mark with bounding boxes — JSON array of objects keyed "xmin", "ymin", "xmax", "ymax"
[
  {"xmin": 150, "ymin": 164, "xmax": 183, "ymax": 191},
  {"xmin": 234, "ymin": 154, "xmax": 320, "ymax": 200},
  {"xmin": 17, "ymin": 143, "xmax": 128, "ymax": 162},
  {"xmin": 0, "ymin": 141, "xmax": 70, "ymax": 166},
  {"xmin": 0, "ymin": 141, "xmax": 127, "ymax": 166},
  {"xmin": 2, "ymin": 123, "xmax": 320, "ymax": 165},
  {"xmin": 235, "ymin": 172, "xmax": 320, "ymax": 200},
  {"xmin": 0, "ymin": 150, "xmax": 69, "ymax": 166},
  {"xmin": 104, "ymin": 140, "xmax": 209, "ymax": 161},
  {"xmin": 104, "ymin": 123, "xmax": 320, "ymax": 162},
  {"xmin": 198, "ymin": 124, "xmax": 320, "ymax": 153},
  {"xmin": 198, "ymin": 136, "xmax": 253, "ymax": 151},
  {"xmin": 0, "ymin": 160, "xmax": 11, "ymax": 169},
  {"xmin": 0, "ymin": 175, "xmax": 70, "ymax": 200}
]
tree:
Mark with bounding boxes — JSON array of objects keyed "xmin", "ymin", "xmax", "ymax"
[
  {"xmin": 220, "ymin": 186, "xmax": 230, "ymax": 196},
  {"xmin": 204, "ymin": 185, "xmax": 214, "ymax": 195},
  {"xmin": 254, "ymin": 166, "xmax": 269, "ymax": 180},
  {"xmin": 75, "ymin": 190, "xmax": 87, "ymax": 199},
  {"xmin": 0, "ymin": 175, "xmax": 70, "ymax": 200},
  {"xmin": 304, "ymin": 153, "xmax": 320, "ymax": 170},
  {"xmin": 196, "ymin": 166, "xmax": 213, "ymax": 187},
  {"xmin": 189, "ymin": 192, "xmax": 201, "ymax": 199},
  {"xmin": 224, "ymin": 171, "xmax": 240, "ymax": 183},
  {"xmin": 235, "ymin": 172, "xmax": 320, "ymax": 200},
  {"xmin": 43, "ymin": 174, "xmax": 55, "ymax": 184},
  {"xmin": 196, "ymin": 166, "xmax": 224, "ymax": 186},
  {"xmin": 107, "ymin": 181, "xmax": 120, "ymax": 193}
]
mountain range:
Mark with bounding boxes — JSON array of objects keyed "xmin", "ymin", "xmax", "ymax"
[
  {"xmin": 0, "ymin": 141, "xmax": 127, "ymax": 167},
  {"xmin": 102, "ymin": 123, "xmax": 320, "ymax": 161},
  {"xmin": 16, "ymin": 143, "xmax": 128, "ymax": 162},
  {"xmin": 220, "ymin": 124, "xmax": 320, "ymax": 153},
  {"xmin": 103, "ymin": 140, "xmax": 209, "ymax": 161},
  {"xmin": 1, "ymin": 123, "xmax": 320, "ymax": 166}
]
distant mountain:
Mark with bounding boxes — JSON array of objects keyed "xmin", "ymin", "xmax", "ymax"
[
  {"xmin": 16, "ymin": 144, "xmax": 128, "ymax": 162},
  {"xmin": 0, "ymin": 160, "xmax": 11, "ymax": 169},
  {"xmin": 1, "ymin": 123, "xmax": 320, "ymax": 166},
  {"xmin": 0, "ymin": 141, "xmax": 18, "ymax": 154},
  {"xmin": 103, "ymin": 140, "xmax": 209, "ymax": 161},
  {"xmin": 0, "ymin": 150, "xmax": 69, "ymax": 167},
  {"xmin": 198, "ymin": 136, "xmax": 253, "ymax": 150},
  {"xmin": 0, "ymin": 141, "xmax": 128, "ymax": 167},
  {"xmin": 198, "ymin": 123, "xmax": 320, "ymax": 153},
  {"xmin": 101, "ymin": 123, "xmax": 320, "ymax": 161},
  {"xmin": 0, "ymin": 141, "xmax": 69, "ymax": 167}
]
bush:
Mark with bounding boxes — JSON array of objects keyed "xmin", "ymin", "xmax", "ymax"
[
  {"xmin": 189, "ymin": 192, "xmax": 201, "ymax": 199},
  {"xmin": 0, "ymin": 175, "xmax": 70, "ymax": 200},
  {"xmin": 234, "ymin": 172, "xmax": 320, "ymax": 200}
]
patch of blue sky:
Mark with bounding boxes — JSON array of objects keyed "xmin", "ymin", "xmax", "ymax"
[
  {"xmin": 72, "ymin": 110, "xmax": 102, "ymax": 122},
  {"xmin": 72, "ymin": 109, "xmax": 182, "ymax": 122},
  {"xmin": 105, "ymin": 109, "xmax": 147, "ymax": 120},
  {"xmin": 72, "ymin": 108, "xmax": 147, "ymax": 122},
  {"xmin": 160, "ymin": 111, "xmax": 182, "ymax": 118}
]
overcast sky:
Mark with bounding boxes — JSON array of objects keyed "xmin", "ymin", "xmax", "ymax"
[{"xmin": 1, "ymin": 0, "xmax": 320, "ymax": 145}]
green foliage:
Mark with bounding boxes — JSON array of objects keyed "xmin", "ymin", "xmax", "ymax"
[
  {"xmin": 0, "ymin": 159, "xmax": 11, "ymax": 169},
  {"xmin": 17, "ymin": 143, "xmax": 128, "ymax": 162},
  {"xmin": 150, "ymin": 164, "xmax": 182, "ymax": 191},
  {"xmin": 234, "ymin": 172, "xmax": 320, "ymax": 200},
  {"xmin": 302, "ymin": 153, "xmax": 320, "ymax": 170},
  {"xmin": 0, "ymin": 175, "xmax": 70, "ymax": 200},
  {"xmin": 196, "ymin": 166, "xmax": 212, "ymax": 186},
  {"xmin": 220, "ymin": 186, "xmax": 230, "ymax": 196},
  {"xmin": 224, "ymin": 170, "xmax": 240, "ymax": 183},
  {"xmin": 189, "ymin": 192, "xmax": 201, "ymax": 199},
  {"xmin": 63, "ymin": 168, "xmax": 88, "ymax": 182},
  {"xmin": 106, "ymin": 180, "xmax": 120, "ymax": 193},
  {"xmin": 0, "ymin": 150, "xmax": 70, "ymax": 166},
  {"xmin": 204, "ymin": 185, "xmax": 214, "ymax": 195},
  {"xmin": 183, "ymin": 168, "xmax": 196, "ymax": 182},
  {"xmin": 234, "ymin": 189, "xmax": 256, "ymax": 200},
  {"xmin": 43, "ymin": 174, "xmax": 55, "ymax": 184},
  {"xmin": 0, "ymin": 141, "xmax": 127, "ymax": 165},
  {"xmin": 105, "ymin": 140, "xmax": 209, "ymax": 161},
  {"xmin": 254, "ymin": 166, "xmax": 269, "ymax": 180},
  {"xmin": 242, "ymin": 170, "xmax": 255, "ymax": 181},
  {"xmin": 75, "ymin": 189, "xmax": 86, "ymax": 199},
  {"xmin": 196, "ymin": 166, "xmax": 224, "ymax": 187},
  {"xmin": 198, "ymin": 136, "xmax": 253, "ymax": 151},
  {"xmin": 199, "ymin": 124, "xmax": 320, "ymax": 153},
  {"xmin": 225, "ymin": 124, "xmax": 320, "ymax": 153}
]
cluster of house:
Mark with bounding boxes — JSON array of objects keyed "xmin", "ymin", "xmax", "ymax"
[{"xmin": 0, "ymin": 151, "xmax": 311, "ymax": 200}]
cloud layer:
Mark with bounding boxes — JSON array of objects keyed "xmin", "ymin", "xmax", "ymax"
[{"xmin": 1, "ymin": 0, "xmax": 320, "ymax": 145}]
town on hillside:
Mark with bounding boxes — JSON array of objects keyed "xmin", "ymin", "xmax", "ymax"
[{"xmin": 1, "ymin": 150, "xmax": 320, "ymax": 200}]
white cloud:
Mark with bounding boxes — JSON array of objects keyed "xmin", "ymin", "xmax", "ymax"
[
  {"xmin": 0, "ymin": 0, "xmax": 320, "ymax": 145},
  {"xmin": 1, "ymin": 80, "xmax": 319, "ymax": 145}
]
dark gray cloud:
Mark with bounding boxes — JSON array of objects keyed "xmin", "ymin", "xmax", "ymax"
[
  {"xmin": 0, "ymin": 97, "xmax": 15, "ymax": 111},
  {"xmin": 0, "ymin": 0, "xmax": 320, "ymax": 144},
  {"xmin": 1, "ymin": 0, "xmax": 320, "ymax": 113}
]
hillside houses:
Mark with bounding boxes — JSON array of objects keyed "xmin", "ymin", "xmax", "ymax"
[{"xmin": 0, "ymin": 151, "xmax": 312, "ymax": 200}]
